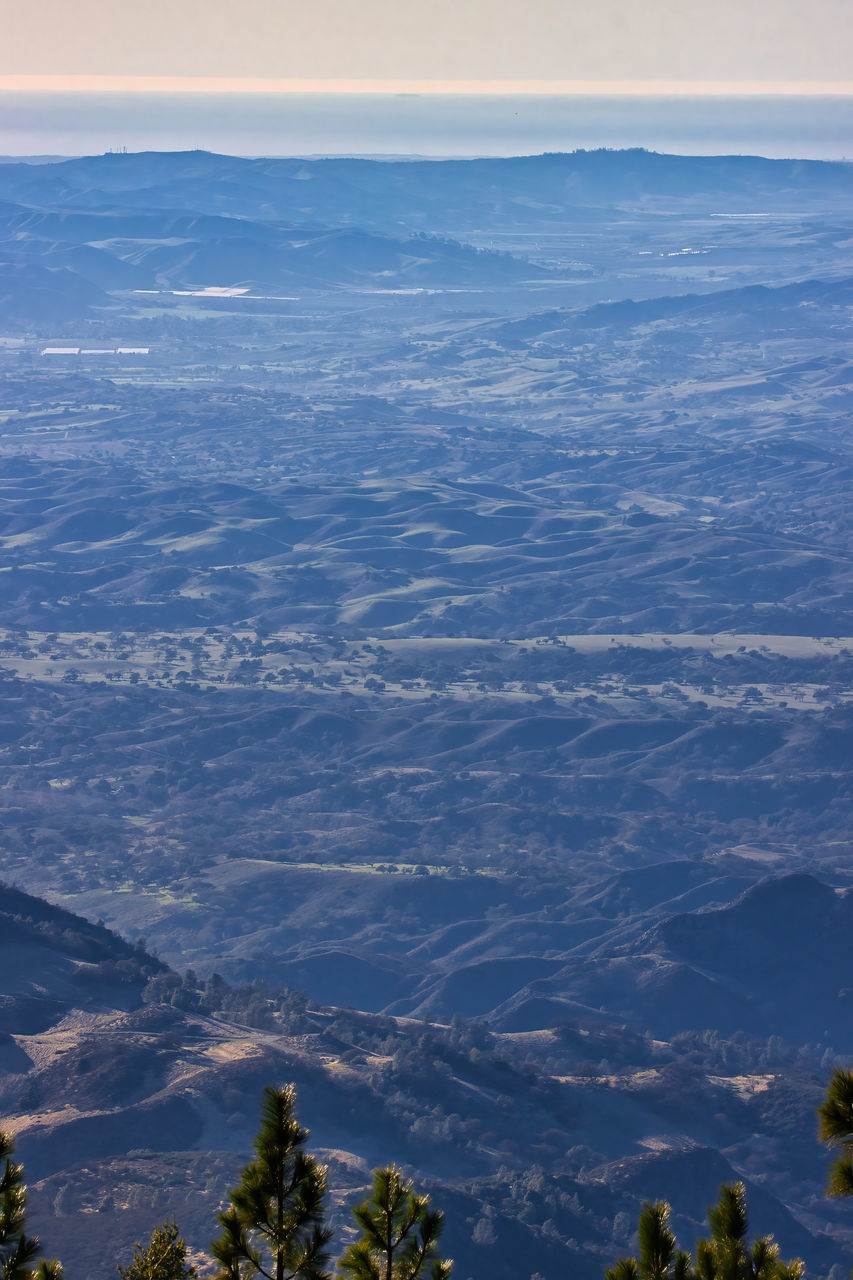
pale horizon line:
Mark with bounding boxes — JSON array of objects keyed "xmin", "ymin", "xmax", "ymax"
[{"xmin": 3, "ymin": 74, "xmax": 853, "ymax": 96}]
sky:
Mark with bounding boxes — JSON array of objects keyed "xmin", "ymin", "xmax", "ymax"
[{"xmin": 3, "ymin": 0, "xmax": 853, "ymax": 93}]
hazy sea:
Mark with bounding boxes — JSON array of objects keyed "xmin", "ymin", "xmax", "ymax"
[{"xmin": 1, "ymin": 92, "xmax": 852, "ymax": 159}]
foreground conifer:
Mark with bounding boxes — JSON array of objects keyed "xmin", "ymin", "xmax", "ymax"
[
  {"xmin": 605, "ymin": 1199, "xmax": 692, "ymax": 1280},
  {"xmin": 211, "ymin": 1084, "xmax": 332, "ymax": 1280},
  {"xmin": 117, "ymin": 1220, "xmax": 196, "ymax": 1280},
  {"xmin": 605, "ymin": 1183, "xmax": 803, "ymax": 1280},
  {"xmin": 0, "ymin": 1129, "xmax": 62, "ymax": 1280},
  {"xmin": 338, "ymin": 1166, "xmax": 452, "ymax": 1280},
  {"xmin": 818, "ymin": 1067, "xmax": 853, "ymax": 1197}
]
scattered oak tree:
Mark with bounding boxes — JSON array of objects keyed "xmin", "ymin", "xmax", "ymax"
[
  {"xmin": 211, "ymin": 1084, "xmax": 332, "ymax": 1280},
  {"xmin": 338, "ymin": 1166, "xmax": 452, "ymax": 1280},
  {"xmin": 0, "ymin": 1128, "xmax": 62, "ymax": 1280},
  {"xmin": 117, "ymin": 1219, "xmax": 197, "ymax": 1280}
]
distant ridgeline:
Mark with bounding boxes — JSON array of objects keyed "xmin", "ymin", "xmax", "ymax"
[{"xmin": 0, "ymin": 149, "xmax": 852, "ymax": 318}]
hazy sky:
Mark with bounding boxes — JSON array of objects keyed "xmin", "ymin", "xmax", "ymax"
[{"xmin": 3, "ymin": 0, "xmax": 853, "ymax": 91}]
